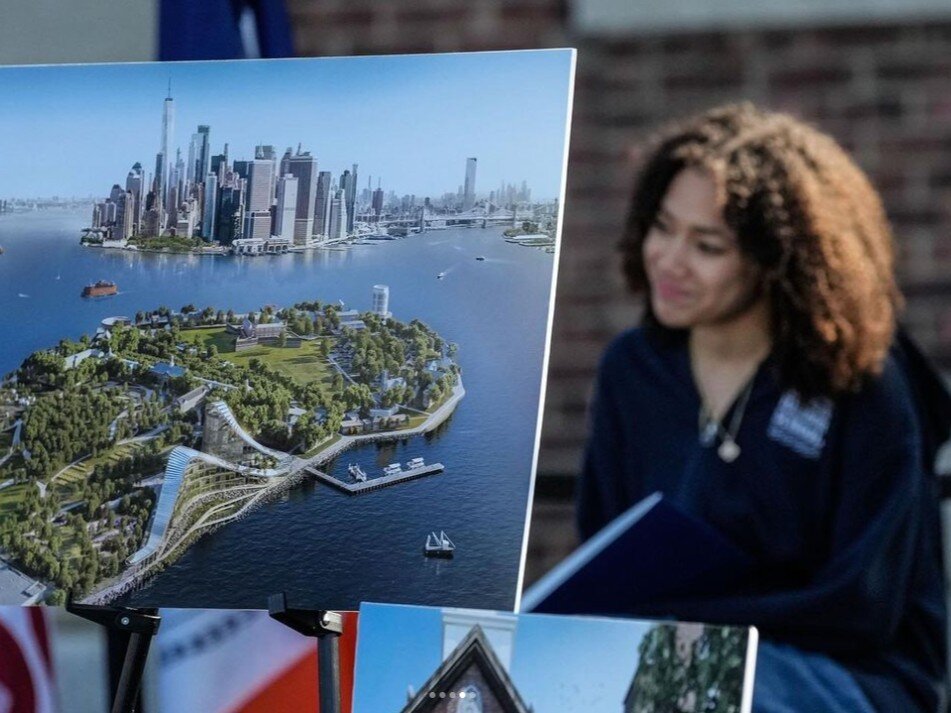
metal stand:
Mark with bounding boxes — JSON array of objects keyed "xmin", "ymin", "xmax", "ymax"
[
  {"xmin": 66, "ymin": 598, "xmax": 161, "ymax": 713},
  {"xmin": 268, "ymin": 592, "xmax": 343, "ymax": 713}
]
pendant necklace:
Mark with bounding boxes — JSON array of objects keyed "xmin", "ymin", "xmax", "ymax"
[{"xmin": 697, "ymin": 377, "xmax": 755, "ymax": 463}]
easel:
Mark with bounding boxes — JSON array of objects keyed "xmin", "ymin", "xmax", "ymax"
[
  {"xmin": 64, "ymin": 593, "xmax": 343, "ymax": 712},
  {"xmin": 268, "ymin": 592, "xmax": 344, "ymax": 713},
  {"xmin": 66, "ymin": 598, "xmax": 162, "ymax": 713}
]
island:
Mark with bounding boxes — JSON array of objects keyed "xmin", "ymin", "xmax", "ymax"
[
  {"xmin": 503, "ymin": 220, "xmax": 557, "ymax": 252},
  {"xmin": 0, "ymin": 292, "xmax": 463, "ymax": 605}
]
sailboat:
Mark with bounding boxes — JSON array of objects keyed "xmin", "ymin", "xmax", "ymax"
[{"xmin": 424, "ymin": 530, "xmax": 455, "ymax": 558}]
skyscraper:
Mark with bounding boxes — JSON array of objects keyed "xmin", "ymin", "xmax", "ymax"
[
  {"xmin": 114, "ymin": 191, "xmax": 134, "ymax": 240},
  {"xmin": 211, "ymin": 152, "xmax": 228, "ymax": 179},
  {"xmin": 328, "ymin": 187, "xmax": 348, "ymax": 241},
  {"xmin": 313, "ymin": 171, "xmax": 332, "ymax": 240},
  {"xmin": 280, "ymin": 147, "xmax": 292, "ymax": 178},
  {"xmin": 246, "ymin": 212, "xmax": 271, "ymax": 240},
  {"xmin": 202, "ymin": 172, "xmax": 218, "ymax": 241},
  {"xmin": 285, "ymin": 151, "xmax": 318, "ymax": 246},
  {"xmin": 110, "ymin": 184, "xmax": 129, "ymax": 239},
  {"xmin": 171, "ymin": 149, "xmax": 185, "ymax": 211},
  {"xmin": 339, "ymin": 169, "xmax": 353, "ymax": 234},
  {"xmin": 244, "ymin": 159, "xmax": 274, "ymax": 238},
  {"xmin": 247, "ymin": 160, "xmax": 273, "ymax": 212},
  {"xmin": 254, "ymin": 145, "xmax": 277, "ymax": 160},
  {"xmin": 216, "ymin": 187, "xmax": 243, "ymax": 245},
  {"xmin": 345, "ymin": 163, "xmax": 358, "ymax": 232},
  {"xmin": 156, "ymin": 83, "xmax": 175, "ymax": 230},
  {"xmin": 125, "ymin": 162, "xmax": 144, "ymax": 234},
  {"xmin": 463, "ymin": 157, "xmax": 477, "ymax": 211},
  {"xmin": 233, "ymin": 160, "xmax": 250, "ymax": 183},
  {"xmin": 274, "ymin": 174, "xmax": 298, "ymax": 241},
  {"xmin": 197, "ymin": 125, "xmax": 211, "ymax": 181},
  {"xmin": 186, "ymin": 133, "xmax": 199, "ymax": 185}
]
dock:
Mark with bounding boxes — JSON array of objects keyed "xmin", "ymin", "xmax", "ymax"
[{"xmin": 305, "ymin": 463, "xmax": 444, "ymax": 494}]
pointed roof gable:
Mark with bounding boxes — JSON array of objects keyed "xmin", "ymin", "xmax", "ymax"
[{"xmin": 401, "ymin": 625, "xmax": 531, "ymax": 713}]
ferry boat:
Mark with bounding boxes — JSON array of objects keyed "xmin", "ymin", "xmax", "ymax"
[
  {"xmin": 383, "ymin": 463, "xmax": 403, "ymax": 477},
  {"xmin": 82, "ymin": 280, "xmax": 118, "ymax": 297},
  {"xmin": 425, "ymin": 530, "xmax": 455, "ymax": 558},
  {"xmin": 348, "ymin": 463, "xmax": 368, "ymax": 482}
]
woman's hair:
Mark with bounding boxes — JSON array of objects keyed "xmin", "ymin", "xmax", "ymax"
[{"xmin": 620, "ymin": 102, "xmax": 901, "ymax": 399}]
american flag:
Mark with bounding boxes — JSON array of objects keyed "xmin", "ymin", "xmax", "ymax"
[
  {"xmin": 0, "ymin": 607, "xmax": 56, "ymax": 713},
  {"xmin": 157, "ymin": 608, "xmax": 358, "ymax": 713}
]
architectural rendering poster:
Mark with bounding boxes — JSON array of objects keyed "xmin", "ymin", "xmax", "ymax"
[
  {"xmin": 0, "ymin": 50, "xmax": 575, "ymax": 609},
  {"xmin": 353, "ymin": 603, "xmax": 758, "ymax": 713}
]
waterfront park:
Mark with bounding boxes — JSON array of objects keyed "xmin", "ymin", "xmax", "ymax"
[{"xmin": 0, "ymin": 295, "xmax": 462, "ymax": 604}]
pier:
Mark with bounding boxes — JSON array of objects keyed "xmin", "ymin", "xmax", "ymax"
[{"xmin": 305, "ymin": 462, "xmax": 444, "ymax": 494}]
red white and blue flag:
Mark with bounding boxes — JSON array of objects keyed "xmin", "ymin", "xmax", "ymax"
[
  {"xmin": 0, "ymin": 608, "xmax": 57, "ymax": 713},
  {"xmin": 156, "ymin": 609, "xmax": 358, "ymax": 713}
]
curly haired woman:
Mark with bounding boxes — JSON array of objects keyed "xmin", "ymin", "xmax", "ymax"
[{"xmin": 577, "ymin": 104, "xmax": 948, "ymax": 712}]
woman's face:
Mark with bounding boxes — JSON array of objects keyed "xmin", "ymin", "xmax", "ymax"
[{"xmin": 643, "ymin": 167, "xmax": 764, "ymax": 330}]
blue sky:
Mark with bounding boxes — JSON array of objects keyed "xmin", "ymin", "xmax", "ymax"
[
  {"xmin": 353, "ymin": 603, "xmax": 650, "ymax": 713},
  {"xmin": 0, "ymin": 50, "xmax": 573, "ymax": 200}
]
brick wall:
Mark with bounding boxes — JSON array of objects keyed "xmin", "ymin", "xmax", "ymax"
[
  {"xmin": 289, "ymin": 0, "xmax": 567, "ymax": 56},
  {"xmin": 287, "ymin": 2, "xmax": 951, "ymax": 582}
]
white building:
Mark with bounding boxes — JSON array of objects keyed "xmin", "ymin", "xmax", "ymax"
[
  {"xmin": 372, "ymin": 284, "xmax": 390, "ymax": 318},
  {"xmin": 274, "ymin": 174, "xmax": 298, "ymax": 241}
]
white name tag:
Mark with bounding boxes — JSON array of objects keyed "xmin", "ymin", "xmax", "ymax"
[{"xmin": 767, "ymin": 391, "xmax": 833, "ymax": 459}]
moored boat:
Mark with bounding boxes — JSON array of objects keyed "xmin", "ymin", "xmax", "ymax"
[{"xmin": 424, "ymin": 530, "xmax": 455, "ymax": 558}]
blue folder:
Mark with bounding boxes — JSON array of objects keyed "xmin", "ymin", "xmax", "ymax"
[{"xmin": 521, "ymin": 492, "xmax": 754, "ymax": 615}]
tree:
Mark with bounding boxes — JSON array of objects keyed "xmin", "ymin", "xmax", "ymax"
[
  {"xmin": 343, "ymin": 384, "xmax": 374, "ymax": 414},
  {"xmin": 292, "ymin": 413, "xmax": 322, "ymax": 451},
  {"xmin": 625, "ymin": 624, "xmax": 747, "ymax": 713}
]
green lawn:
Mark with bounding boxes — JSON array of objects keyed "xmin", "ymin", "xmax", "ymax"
[
  {"xmin": 50, "ymin": 442, "xmax": 146, "ymax": 499},
  {"xmin": 302, "ymin": 433, "xmax": 343, "ymax": 458},
  {"xmin": 0, "ymin": 483, "xmax": 31, "ymax": 516},
  {"xmin": 52, "ymin": 463, "xmax": 91, "ymax": 499},
  {"xmin": 179, "ymin": 326, "xmax": 236, "ymax": 354},
  {"xmin": 180, "ymin": 328, "xmax": 334, "ymax": 387}
]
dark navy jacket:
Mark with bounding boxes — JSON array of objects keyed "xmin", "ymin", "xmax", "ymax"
[{"xmin": 577, "ymin": 327, "xmax": 947, "ymax": 713}]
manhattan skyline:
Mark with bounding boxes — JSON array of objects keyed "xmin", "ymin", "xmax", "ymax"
[{"xmin": 0, "ymin": 51, "xmax": 573, "ymax": 199}]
